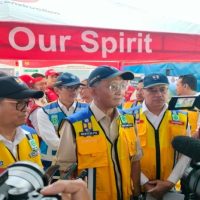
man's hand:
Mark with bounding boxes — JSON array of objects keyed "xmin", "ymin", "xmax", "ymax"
[
  {"xmin": 146, "ymin": 180, "xmax": 174, "ymax": 199},
  {"xmin": 192, "ymin": 127, "xmax": 200, "ymax": 139},
  {"xmin": 41, "ymin": 179, "xmax": 90, "ymax": 200},
  {"xmin": 143, "ymin": 181, "xmax": 156, "ymax": 193}
]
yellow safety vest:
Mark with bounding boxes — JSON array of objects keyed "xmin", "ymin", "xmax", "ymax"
[
  {"xmin": 137, "ymin": 110, "xmax": 188, "ymax": 181},
  {"xmin": 123, "ymin": 100, "xmax": 142, "ymax": 109},
  {"xmin": 68, "ymin": 109, "xmax": 137, "ymax": 200},
  {"xmin": 187, "ymin": 110, "xmax": 198, "ymax": 135},
  {"xmin": 0, "ymin": 133, "xmax": 42, "ymax": 172}
]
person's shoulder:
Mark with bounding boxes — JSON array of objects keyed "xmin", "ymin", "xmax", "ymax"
[
  {"xmin": 66, "ymin": 107, "xmax": 91, "ymax": 123},
  {"xmin": 20, "ymin": 125, "xmax": 37, "ymax": 135}
]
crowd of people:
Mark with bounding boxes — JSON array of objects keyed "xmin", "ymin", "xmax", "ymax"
[{"xmin": 0, "ymin": 66, "xmax": 199, "ymax": 200}]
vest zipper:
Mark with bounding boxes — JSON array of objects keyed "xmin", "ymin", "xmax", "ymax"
[{"xmin": 154, "ymin": 129, "xmax": 161, "ymax": 179}]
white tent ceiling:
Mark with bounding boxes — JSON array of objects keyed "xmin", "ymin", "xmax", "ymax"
[{"xmin": 1, "ymin": 0, "xmax": 200, "ymax": 34}]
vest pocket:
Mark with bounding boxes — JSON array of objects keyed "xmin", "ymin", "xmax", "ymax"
[
  {"xmin": 77, "ymin": 136, "xmax": 108, "ymax": 169},
  {"xmin": 169, "ymin": 124, "xmax": 186, "ymax": 138},
  {"xmin": 124, "ymin": 132, "xmax": 136, "ymax": 157},
  {"xmin": 137, "ymin": 124, "xmax": 147, "ymax": 147}
]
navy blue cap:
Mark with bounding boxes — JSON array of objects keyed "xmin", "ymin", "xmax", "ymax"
[
  {"xmin": 55, "ymin": 72, "xmax": 84, "ymax": 87},
  {"xmin": 0, "ymin": 76, "xmax": 44, "ymax": 99},
  {"xmin": 143, "ymin": 73, "xmax": 169, "ymax": 88},
  {"xmin": 88, "ymin": 66, "xmax": 134, "ymax": 87}
]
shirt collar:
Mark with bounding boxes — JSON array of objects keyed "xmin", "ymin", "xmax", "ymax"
[
  {"xmin": 90, "ymin": 101, "xmax": 119, "ymax": 122},
  {"xmin": 0, "ymin": 126, "xmax": 26, "ymax": 145},
  {"xmin": 58, "ymin": 99, "xmax": 77, "ymax": 110},
  {"xmin": 142, "ymin": 101, "xmax": 168, "ymax": 114}
]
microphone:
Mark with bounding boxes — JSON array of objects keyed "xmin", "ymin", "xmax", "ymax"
[
  {"xmin": 62, "ymin": 163, "xmax": 77, "ymax": 180},
  {"xmin": 172, "ymin": 136, "xmax": 200, "ymax": 162}
]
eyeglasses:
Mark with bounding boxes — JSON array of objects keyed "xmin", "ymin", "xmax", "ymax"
[
  {"xmin": 108, "ymin": 81, "xmax": 127, "ymax": 93},
  {"xmin": 145, "ymin": 87, "xmax": 168, "ymax": 94},
  {"xmin": 62, "ymin": 85, "xmax": 80, "ymax": 91},
  {"xmin": 4, "ymin": 99, "xmax": 29, "ymax": 112}
]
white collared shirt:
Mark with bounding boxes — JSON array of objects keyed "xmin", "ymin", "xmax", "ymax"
[
  {"xmin": 31, "ymin": 100, "xmax": 77, "ymax": 150},
  {"xmin": 142, "ymin": 101, "xmax": 168, "ymax": 129},
  {"xmin": 57, "ymin": 100, "xmax": 77, "ymax": 116},
  {"xmin": 0, "ymin": 127, "xmax": 26, "ymax": 158}
]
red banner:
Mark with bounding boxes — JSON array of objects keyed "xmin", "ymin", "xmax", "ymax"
[{"xmin": 1, "ymin": 21, "xmax": 200, "ymax": 62}]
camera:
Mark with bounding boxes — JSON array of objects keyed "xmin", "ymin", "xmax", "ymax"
[
  {"xmin": 0, "ymin": 161, "xmax": 60, "ymax": 200},
  {"xmin": 181, "ymin": 162, "xmax": 200, "ymax": 200}
]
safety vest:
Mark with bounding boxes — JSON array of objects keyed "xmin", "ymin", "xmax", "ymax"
[
  {"xmin": 0, "ymin": 126, "xmax": 42, "ymax": 173},
  {"xmin": 41, "ymin": 101, "xmax": 88, "ymax": 167},
  {"xmin": 67, "ymin": 108, "xmax": 137, "ymax": 200},
  {"xmin": 123, "ymin": 100, "xmax": 142, "ymax": 109},
  {"xmin": 136, "ymin": 109, "xmax": 188, "ymax": 181},
  {"xmin": 186, "ymin": 110, "xmax": 198, "ymax": 135}
]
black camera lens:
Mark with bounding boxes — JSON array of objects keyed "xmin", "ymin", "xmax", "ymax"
[{"xmin": 8, "ymin": 188, "xmax": 29, "ymax": 200}]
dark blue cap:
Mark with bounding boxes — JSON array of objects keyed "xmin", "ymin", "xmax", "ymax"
[
  {"xmin": 0, "ymin": 76, "xmax": 44, "ymax": 99},
  {"xmin": 88, "ymin": 66, "xmax": 134, "ymax": 87},
  {"xmin": 55, "ymin": 72, "xmax": 84, "ymax": 87},
  {"xmin": 143, "ymin": 73, "xmax": 169, "ymax": 88}
]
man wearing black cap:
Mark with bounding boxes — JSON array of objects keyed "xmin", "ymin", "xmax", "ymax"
[
  {"xmin": 33, "ymin": 72, "xmax": 88, "ymax": 169},
  {"xmin": 135, "ymin": 73, "xmax": 191, "ymax": 199},
  {"xmin": 56, "ymin": 66, "xmax": 142, "ymax": 200},
  {"xmin": 0, "ymin": 76, "xmax": 43, "ymax": 172}
]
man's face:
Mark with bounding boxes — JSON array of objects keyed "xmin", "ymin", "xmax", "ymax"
[
  {"xmin": 79, "ymin": 85, "xmax": 93, "ymax": 103},
  {"xmin": 176, "ymin": 78, "xmax": 185, "ymax": 96},
  {"xmin": 136, "ymin": 82, "xmax": 144, "ymax": 101},
  {"xmin": 46, "ymin": 75, "xmax": 58, "ymax": 88},
  {"xmin": 143, "ymin": 85, "xmax": 168, "ymax": 109},
  {"xmin": 55, "ymin": 85, "xmax": 80, "ymax": 105},
  {"xmin": 33, "ymin": 78, "xmax": 47, "ymax": 92},
  {"xmin": 92, "ymin": 76, "xmax": 127, "ymax": 109},
  {"xmin": 0, "ymin": 98, "xmax": 29, "ymax": 127}
]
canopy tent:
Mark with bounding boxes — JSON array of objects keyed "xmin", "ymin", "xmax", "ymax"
[
  {"xmin": 1, "ymin": 0, "xmax": 200, "ymax": 69},
  {"xmin": 123, "ymin": 62, "xmax": 200, "ymax": 76}
]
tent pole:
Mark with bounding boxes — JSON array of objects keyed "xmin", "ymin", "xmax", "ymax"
[{"xmin": 18, "ymin": 60, "xmax": 23, "ymax": 76}]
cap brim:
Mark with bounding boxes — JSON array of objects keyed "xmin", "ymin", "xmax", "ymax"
[
  {"xmin": 56, "ymin": 81, "xmax": 85, "ymax": 87},
  {"xmin": 143, "ymin": 83, "xmax": 168, "ymax": 88},
  {"xmin": 105, "ymin": 71, "xmax": 134, "ymax": 80},
  {"xmin": 46, "ymin": 72, "xmax": 59, "ymax": 77},
  {"xmin": 5, "ymin": 89, "xmax": 44, "ymax": 99}
]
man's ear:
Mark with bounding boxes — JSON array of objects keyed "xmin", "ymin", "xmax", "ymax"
[
  {"xmin": 54, "ymin": 87, "xmax": 60, "ymax": 95},
  {"xmin": 183, "ymin": 84, "xmax": 187, "ymax": 88}
]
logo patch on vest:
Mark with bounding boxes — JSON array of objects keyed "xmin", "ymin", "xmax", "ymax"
[
  {"xmin": 136, "ymin": 120, "xmax": 144, "ymax": 124},
  {"xmin": 79, "ymin": 131, "xmax": 99, "ymax": 137},
  {"xmin": 80, "ymin": 118, "xmax": 98, "ymax": 136},
  {"xmin": 28, "ymin": 139, "xmax": 39, "ymax": 151},
  {"xmin": 169, "ymin": 120, "xmax": 185, "ymax": 125},
  {"xmin": 172, "ymin": 113, "xmax": 180, "ymax": 121},
  {"xmin": 0, "ymin": 161, "xmax": 3, "ymax": 166},
  {"xmin": 121, "ymin": 123, "xmax": 134, "ymax": 128},
  {"xmin": 119, "ymin": 115, "xmax": 133, "ymax": 128},
  {"xmin": 51, "ymin": 115, "xmax": 59, "ymax": 126}
]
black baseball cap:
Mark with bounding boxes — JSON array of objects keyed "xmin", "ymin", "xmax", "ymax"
[
  {"xmin": 54, "ymin": 72, "xmax": 85, "ymax": 87},
  {"xmin": 143, "ymin": 73, "xmax": 169, "ymax": 88},
  {"xmin": 0, "ymin": 76, "xmax": 44, "ymax": 99},
  {"xmin": 88, "ymin": 66, "xmax": 134, "ymax": 87}
]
